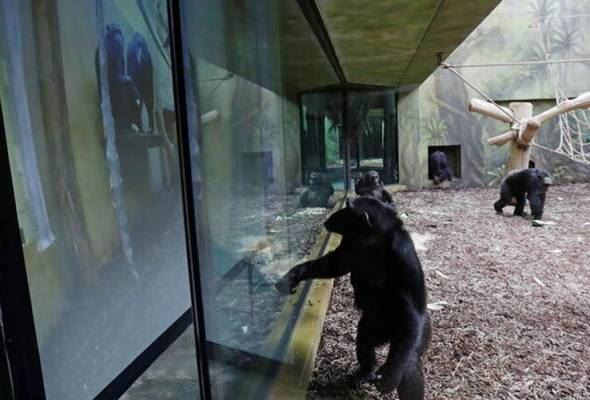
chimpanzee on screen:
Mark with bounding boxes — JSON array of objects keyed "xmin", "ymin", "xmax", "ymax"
[
  {"xmin": 276, "ymin": 197, "xmax": 430, "ymax": 398},
  {"xmin": 494, "ymin": 168, "xmax": 552, "ymax": 220},
  {"xmin": 127, "ymin": 33, "xmax": 154, "ymax": 131},
  {"xmin": 299, "ymin": 172, "xmax": 335, "ymax": 208},
  {"xmin": 429, "ymin": 150, "xmax": 452, "ymax": 185},
  {"xmin": 355, "ymin": 170, "xmax": 394, "ymax": 205},
  {"xmin": 95, "ymin": 24, "xmax": 142, "ymax": 134}
]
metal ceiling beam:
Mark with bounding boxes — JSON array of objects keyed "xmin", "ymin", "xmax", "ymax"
[{"xmin": 296, "ymin": 0, "xmax": 347, "ymax": 85}]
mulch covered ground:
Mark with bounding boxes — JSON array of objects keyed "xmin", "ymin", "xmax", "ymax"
[{"xmin": 308, "ymin": 183, "xmax": 590, "ymax": 399}]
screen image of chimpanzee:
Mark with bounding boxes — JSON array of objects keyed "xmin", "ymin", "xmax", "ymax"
[
  {"xmin": 355, "ymin": 170, "xmax": 394, "ymax": 205},
  {"xmin": 127, "ymin": 32, "xmax": 154, "ymax": 132},
  {"xmin": 95, "ymin": 24, "xmax": 142, "ymax": 134},
  {"xmin": 299, "ymin": 172, "xmax": 335, "ymax": 208},
  {"xmin": 276, "ymin": 197, "xmax": 430, "ymax": 398},
  {"xmin": 494, "ymin": 168, "xmax": 552, "ymax": 220},
  {"xmin": 429, "ymin": 150, "xmax": 452, "ymax": 185}
]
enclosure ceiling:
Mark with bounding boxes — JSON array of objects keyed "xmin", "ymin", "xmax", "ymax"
[{"xmin": 314, "ymin": 0, "xmax": 501, "ymax": 87}]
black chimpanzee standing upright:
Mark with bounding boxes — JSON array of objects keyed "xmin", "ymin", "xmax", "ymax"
[
  {"xmin": 355, "ymin": 170, "xmax": 395, "ymax": 206},
  {"xmin": 429, "ymin": 150, "xmax": 452, "ymax": 185},
  {"xmin": 494, "ymin": 167, "xmax": 552, "ymax": 219},
  {"xmin": 95, "ymin": 24, "xmax": 142, "ymax": 134},
  {"xmin": 127, "ymin": 32, "xmax": 154, "ymax": 132},
  {"xmin": 276, "ymin": 197, "xmax": 430, "ymax": 398},
  {"xmin": 299, "ymin": 172, "xmax": 335, "ymax": 208}
]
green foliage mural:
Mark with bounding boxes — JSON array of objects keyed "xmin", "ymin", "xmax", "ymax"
[{"xmin": 398, "ymin": 0, "xmax": 590, "ymax": 188}]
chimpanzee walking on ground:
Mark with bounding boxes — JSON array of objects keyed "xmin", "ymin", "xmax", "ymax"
[
  {"xmin": 429, "ymin": 150, "xmax": 452, "ymax": 185},
  {"xmin": 494, "ymin": 167, "xmax": 552, "ymax": 220},
  {"xmin": 276, "ymin": 197, "xmax": 430, "ymax": 398}
]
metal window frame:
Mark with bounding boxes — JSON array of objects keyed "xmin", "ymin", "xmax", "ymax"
[{"xmin": 166, "ymin": 1, "xmax": 212, "ymax": 399}]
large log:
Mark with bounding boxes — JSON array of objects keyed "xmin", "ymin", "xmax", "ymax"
[
  {"xmin": 517, "ymin": 92, "xmax": 590, "ymax": 145},
  {"xmin": 488, "ymin": 130, "xmax": 514, "ymax": 146},
  {"xmin": 534, "ymin": 91, "xmax": 590, "ymax": 125},
  {"xmin": 507, "ymin": 102, "xmax": 532, "ymax": 172},
  {"xmin": 469, "ymin": 99, "xmax": 515, "ymax": 123},
  {"xmin": 517, "ymin": 118, "xmax": 541, "ymax": 145}
]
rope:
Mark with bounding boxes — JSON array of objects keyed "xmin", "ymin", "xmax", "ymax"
[
  {"xmin": 443, "ymin": 57, "xmax": 590, "ymax": 69},
  {"xmin": 441, "ymin": 63, "xmax": 521, "ymax": 124},
  {"xmin": 441, "ymin": 60, "xmax": 590, "ymax": 165}
]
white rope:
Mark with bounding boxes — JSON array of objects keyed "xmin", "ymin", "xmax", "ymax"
[
  {"xmin": 441, "ymin": 58, "xmax": 590, "ymax": 165},
  {"xmin": 441, "ymin": 63, "xmax": 521, "ymax": 124},
  {"xmin": 539, "ymin": 33, "xmax": 590, "ymax": 164},
  {"xmin": 444, "ymin": 57, "xmax": 590, "ymax": 69}
]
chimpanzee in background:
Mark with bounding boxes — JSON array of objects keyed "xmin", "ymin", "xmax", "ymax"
[
  {"xmin": 95, "ymin": 24, "xmax": 142, "ymax": 134},
  {"xmin": 429, "ymin": 150, "xmax": 452, "ymax": 185},
  {"xmin": 528, "ymin": 159, "xmax": 536, "ymax": 168},
  {"xmin": 494, "ymin": 168, "xmax": 552, "ymax": 220},
  {"xmin": 276, "ymin": 197, "xmax": 430, "ymax": 398},
  {"xmin": 299, "ymin": 172, "xmax": 335, "ymax": 208},
  {"xmin": 127, "ymin": 32, "xmax": 154, "ymax": 132},
  {"xmin": 355, "ymin": 170, "xmax": 394, "ymax": 206}
]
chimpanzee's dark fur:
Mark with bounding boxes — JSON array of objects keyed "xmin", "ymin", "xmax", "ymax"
[
  {"xmin": 299, "ymin": 172, "xmax": 335, "ymax": 208},
  {"xmin": 429, "ymin": 150, "xmax": 452, "ymax": 185},
  {"xmin": 494, "ymin": 168, "xmax": 552, "ymax": 219},
  {"xmin": 276, "ymin": 197, "xmax": 430, "ymax": 398},
  {"xmin": 95, "ymin": 24, "xmax": 142, "ymax": 134},
  {"xmin": 355, "ymin": 170, "xmax": 394, "ymax": 205},
  {"xmin": 127, "ymin": 33, "xmax": 154, "ymax": 131}
]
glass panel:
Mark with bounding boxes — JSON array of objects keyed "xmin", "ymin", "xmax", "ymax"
[
  {"xmin": 180, "ymin": 0, "xmax": 339, "ymax": 397},
  {"xmin": 301, "ymin": 91, "xmax": 346, "ymax": 192},
  {"xmin": 359, "ymin": 108, "xmax": 384, "ymax": 169},
  {"xmin": 347, "ymin": 90, "xmax": 397, "ymax": 183},
  {"xmin": 0, "ymin": 1, "xmax": 199, "ymax": 399}
]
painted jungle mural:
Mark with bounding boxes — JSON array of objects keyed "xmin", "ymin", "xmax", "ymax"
[{"xmin": 398, "ymin": 0, "xmax": 590, "ymax": 188}]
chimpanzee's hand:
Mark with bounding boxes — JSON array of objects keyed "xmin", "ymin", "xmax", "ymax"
[{"xmin": 275, "ymin": 269, "xmax": 300, "ymax": 294}]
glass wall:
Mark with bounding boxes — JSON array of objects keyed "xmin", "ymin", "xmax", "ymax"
[
  {"xmin": 301, "ymin": 88, "xmax": 398, "ymax": 190},
  {"xmin": 0, "ymin": 1, "xmax": 198, "ymax": 399},
  {"xmin": 347, "ymin": 90, "xmax": 397, "ymax": 182},
  {"xmin": 300, "ymin": 91, "xmax": 346, "ymax": 191},
  {"xmin": 179, "ymin": 0, "xmax": 340, "ymax": 397}
]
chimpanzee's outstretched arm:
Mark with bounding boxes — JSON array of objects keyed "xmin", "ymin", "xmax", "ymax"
[{"xmin": 275, "ymin": 248, "xmax": 351, "ymax": 294}]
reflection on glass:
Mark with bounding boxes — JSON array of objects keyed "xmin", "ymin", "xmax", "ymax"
[
  {"xmin": 347, "ymin": 90, "xmax": 396, "ymax": 180},
  {"xmin": 301, "ymin": 91, "xmax": 346, "ymax": 192},
  {"xmin": 302, "ymin": 89, "xmax": 399, "ymax": 189},
  {"xmin": 0, "ymin": 1, "xmax": 198, "ymax": 399},
  {"xmin": 180, "ymin": 0, "xmax": 340, "ymax": 397}
]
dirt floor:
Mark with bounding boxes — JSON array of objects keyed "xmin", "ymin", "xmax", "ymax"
[{"xmin": 308, "ymin": 183, "xmax": 590, "ymax": 400}]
